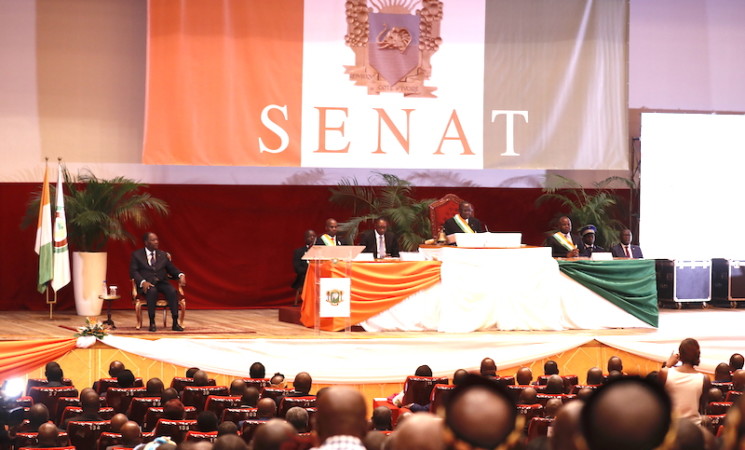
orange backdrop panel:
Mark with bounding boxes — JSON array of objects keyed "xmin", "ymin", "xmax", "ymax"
[
  {"xmin": 144, "ymin": 0, "xmax": 303, "ymax": 166},
  {"xmin": 301, "ymin": 260, "xmax": 442, "ymax": 331}
]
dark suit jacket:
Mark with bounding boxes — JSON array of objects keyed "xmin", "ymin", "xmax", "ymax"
[
  {"xmin": 129, "ymin": 248, "xmax": 182, "ymax": 290},
  {"xmin": 315, "ymin": 235, "xmax": 347, "ymax": 246},
  {"xmin": 579, "ymin": 244, "xmax": 605, "ymax": 257},
  {"xmin": 543, "ymin": 232, "xmax": 584, "ymax": 258},
  {"xmin": 443, "ymin": 216, "xmax": 485, "ymax": 235},
  {"xmin": 292, "ymin": 245, "xmax": 312, "ymax": 289},
  {"xmin": 610, "ymin": 244, "xmax": 644, "ymax": 258},
  {"xmin": 359, "ymin": 230, "xmax": 400, "ymax": 258}
]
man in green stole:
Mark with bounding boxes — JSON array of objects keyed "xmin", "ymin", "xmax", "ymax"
[{"xmin": 316, "ymin": 218, "xmax": 347, "ymax": 246}]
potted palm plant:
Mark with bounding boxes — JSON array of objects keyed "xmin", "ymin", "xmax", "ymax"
[{"xmin": 24, "ymin": 168, "xmax": 169, "ymax": 315}]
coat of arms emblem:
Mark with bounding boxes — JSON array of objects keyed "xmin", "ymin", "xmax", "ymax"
[
  {"xmin": 325, "ymin": 289, "xmax": 344, "ymax": 306},
  {"xmin": 344, "ymin": 0, "xmax": 443, "ymax": 97}
]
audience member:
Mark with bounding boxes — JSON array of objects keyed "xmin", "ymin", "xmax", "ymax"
[
  {"xmin": 659, "ymin": 338, "xmax": 710, "ymax": 425},
  {"xmin": 444, "ymin": 202, "xmax": 486, "ymax": 244},
  {"xmin": 576, "ymin": 388, "xmax": 594, "ymax": 402},
  {"xmin": 359, "ymin": 218, "xmax": 400, "ymax": 259},
  {"xmin": 65, "ymin": 389, "xmax": 104, "ymax": 424},
  {"xmin": 252, "ymin": 418, "xmax": 297, "ymax": 449},
  {"xmin": 708, "ymin": 387, "xmax": 724, "ymax": 403},
  {"xmin": 117, "ymin": 421, "xmax": 143, "ymax": 449},
  {"xmin": 270, "ymin": 372, "xmax": 286, "ymax": 388},
  {"xmin": 250, "ymin": 362, "xmax": 266, "ymax": 379},
  {"xmin": 546, "ymin": 375, "xmax": 565, "ymax": 395},
  {"xmin": 516, "ymin": 367, "xmax": 533, "ymax": 386},
  {"xmin": 363, "ymin": 430, "xmax": 388, "ymax": 450},
  {"xmin": 731, "ymin": 353, "xmax": 745, "ymax": 371},
  {"xmin": 288, "ymin": 372, "xmax": 313, "ymax": 397},
  {"xmin": 229, "ymin": 379, "xmax": 246, "ymax": 396},
  {"xmin": 161, "ymin": 387, "xmax": 179, "ymax": 403},
  {"xmin": 217, "ymin": 421, "xmax": 238, "ymax": 437},
  {"xmin": 452, "ymin": 369, "xmax": 469, "ymax": 386},
  {"xmin": 579, "ymin": 377, "xmax": 671, "ymax": 450},
  {"xmin": 27, "ymin": 403, "xmax": 50, "ymax": 432},
  {"xmin": 185, "ymin": 367, "xmax": 200, "ymax": 378},
  {"xmin": 45, "ymin": 365, "xmax": 65, "ymax": 387},
  {"xmin": 109, "ymin": 361, "xmax": 126, "ymax": 378},
  {"xmin": 192, "ymin": 370, "xmax": 210, "ymax": 387},
  {"xmin": 388, "ymin": 413, "xmax": 444, "ymax": 450},
  {"xmin": 551, "ymin": 398, "xmax": 583, "ymax": 450},
  {"xmin": 146, "ymin": 378, "xmax": 165, "ymax": 396},
  {"xmin": 36, "ymin": 422, "xmax": 60, "ymax": 448},
  {"xmin": 544, "ymin": 398, "xmax": 563, "ymax": 418},
  {"xmin": 607, "ymin": 356, "xmax": 623, "ymax": 374},
  {"xmin": 371, "ymin": 406, "xmax": 392, "ymax": 431},
  {"xmin": 196, "ymin": 411, "xmax": 219, "ymax": 432},
  {"xmin": 734, "ymin": 370, "xmax": 745, "ymax": 391},
  {"xmin": 110, "ymin": 413, "xmax": 128, "ymax": 432},
  {"xmin": 257, "ymin": 398, "xmax": 277, "ymax": 420},
  {"xmin": 606, "ymin": 370, "xmax": 623, "ymax": 383},
  {"xmin": 213, "ymin": 433, "xmax": 248, "ymax": 450},
  {"xmin": 518, "ymin": 387, "xmax": 539, "ymax": 406},
  {"xmin": 610, "ymin": 228, "xmax": 644, "ymax": 259},
  {"xmin": 285, "ymin": 406, "xmax": 309, "ymax": 433},
  {"xmin": 544, "ymin": 360, "xmax": 559, "ymax": 376},
  {"xmin": 241, "ymin": 386, "xmax": 260, "ymax": 407},
  {"xmin": 163, "ymin": 399, "xmax": 186, "ymax": 420},
  {"xmin": 480, "ymin": 358, "xmax": 497, "ymax": 378},
  {"xmin": 317, "ymin": 218, "xmax": 347, "ymax": 246},
  {"xmin": 586, "ymin": 367, "xmax": 604, "ymax": 385},
  {"xmin": 672, "ymin": 417, "xmax": 705, "ymax": 450},
  {"xmin": 292, "ymin": 229, "xmax": 316, "ymax": 293},
  {"xmin": 544, "ymin": 216, "xmax": 581, "ymax": 258},
  {"xmin": 415, "ymin": 365, "xmax": 433, "ymax": 377},
  {"xmin": 715, "ymin": 362, "xmax": 733, "ymax": 382},
  {"xmin": 117, "ymin": 369, "xmax": 136, "ymax": 388},
  {"xmin": 578, "ymin": 225, "xmax": 604, "ymax": 257},
  {"xmin": 443, "ymin": 375, "xmax": 518, "ymax": 449},
  {"xmin": 315, "ymin": 386, "xmax": 368, "ymax": 449}
]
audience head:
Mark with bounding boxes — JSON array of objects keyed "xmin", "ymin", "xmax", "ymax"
[
  {"xmin": 185, "ymin": 367, "xmax": 200, "ymax": 378},
  {"xmin": 257, "ymin": 397, "xmax": 277, "ymax": 420},
  {"xmin": 715, "ymin": 362, "xmax": 732, "ymax": 382},
  {"xmin": 546, "ymin": 375, "xmax": 565, "ymax": 394},
  {"xmin": 293, "ymin": 371, "xmax": 312, "ymax": 394},
  {"xmin": 285, "ymin": 406, "xmax": 309, "ymax": 433},
  {"xmin": 117, "ymin": 369, "xmax": 135, "ymax": 388},
  {"xmin": 120, "ymin": 421, "xmax": 142, "ymax": 446},
  {"xmin": 217, "ymin": 421, "xmax": 238, "ymax": 437},
  {"xmin": 146, "ymin": 377, "xmax": 165, "ymax": 396},
  {"xmin": 552, "ymin": 398, "xmax": 584, "ymax": 450},
  {"xmin": 249, "ymin": 362, "xmax": 266, "ymax": 379},
  {"xmin": 44, "ymin": 361, "xmax": 60, "ymax": 372},
  {"xmin": 161, "ymin": 387, "xmax": 179, "ymax": 403},
  {"xmin": 163, "ymin": 399, "xmax": 186, "ymax": 420},
  {"xmin": 325, "ymin": 218, "xmax": 339, "ymax": 237},
  {"xmin": 229, "ymin": 378, "xmax": 246, "ymax": 396},
  {"xmin": 545, "ymin": 398, "xmax": 563, "ymax": 418},
  {"xmin": 708, "ymin": 387, "xmax": 724, "ymax": 403},
  {"xmin": 81, "ymin": 389, "xmax": 101, "ymax": 412},
  {"xmin": 516, "ymin": 367, "xmax": 533, "ymax": 385},
  {"xmin": 544, "ymin": 360, "xmax": 559, "ymax": 375},
  {"xmin": 252, "ymin": 418, "xmax": 297, "ymax": 450},
  {"xmin": 389, "ymin": 412, "xmax": 444, "ymax": 450},
  {"xmin": 371, "ymin": 406, "xmax": 392, "ymax": 431},
  {"xmin": 110, "ymin": 413, "xmax": 128, "ymax": 432},
  {"xmin": 672, "ymin": 417, "xmax": 705, "ymax": 450},
  {"xmin": 192, "ymin": 370, "xmax": 210, "ymax": 387},
  {"xmin": 458, "ymin": 202, "xmax": 474, "ymax": 220},
  {"xmin": 619, "ymin": 228, "xmax": 633, "ymax": 245},
  {"xmin": 197, "ymin": 410, "xmax": 219, "ymax": 432},
  {"xmin": 37, "ymin": 422, "xmax": 59, "ymax": 447},
  {"xmin": 607, "ymin": 370, "xmax": 623, "ymax": 383},
  {"xmin": 415, "ymin": 365, "xmax": 433, "ymax": 377},
  {"xmin": 577, "ymin": 387, "xmax": 594, "ymax": 402},
  {"xmin": 108, "ymin": 360, "xmax": 125, "ymax": 378},
  {"xmin": 28, "ymin": 403, "xmax": 50, "ymax": 428},
  {"xmin": 363, "ymin": 430, "xmax": 389, "ymax": 450},
  {"xmin": 580, "ymin": 377, "xmax": 672, "ymax": 450},
  {"xmin": 586, "ymin": 367, "xmax": 604, "ymax": 385},
  {"xmin": 241, "ymin": 386, "xmax": 260, "ymax": 407},
  {"xmin": 730, "ymin": 353, "xmax": 745, "ymax": 371},
  {"xmin": 607, "ymin": 356, "xmax": 623, "ymax": 373},
  {"xmin": 443, "ymin": 374, "xmax": 518, "ymax": 449},
  {"xmin": 452, "ymin": 369, "xmax": 469, "ymax": 386},
  {"xmin": 733, "ymin": 369, "xmax": 745, "ymax": 391},
  {"xmin": 316, "ymin": 386, "xmax": 368, "ymax": 443},
  {"xmin": 678, "ymin": 338, "xmax": 701, "ymax": 366},
  {"xmin": 558, "ymin": 216, "xmax": 573, "ymax": 235},
  {"xmin": 45, "ymin": 365, "xmax": 63, "ymax": 383},
  {"xmin": 518, "ymin": 387, "xmax": 538, "ymax": 405},
  {"xmin": 270, "ymin": 372, "xmax": 286, "ymax": 388},
  {"xmin": 213, "ymin": 434, "xmax": 248, "ymax": 450},
  {"xmin": 480, "ymin": 358, "xmax": 497, "ymax": 378}
]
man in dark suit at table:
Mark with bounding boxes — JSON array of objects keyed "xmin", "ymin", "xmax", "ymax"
[
  {"xmin": 578, "ymin": 224, "xmax": 604, "ymax": 257},
  {"xmin": 443, "ymin": 202, "xmax": 486, "ymax": 244},
  {"xmin": 316, "ymin": 218, "xmax": 347, "ymax": 246},
  {"xmin": 130, "ymin": 232, "xmax": 186, "ymax": 332},
  {"xmin": 292, "ymin": 229, "xmax": 316, "ymax": 305},
  {"xmin": 611, "ymin": 228, "xmax": 644, "ymax": 258},
  {"xmin": 543, "ymin": 216, "xmax": 583, "ymax": 258},
  {"xmin": 359, "ymin": 218, "xmax": 400, "ymax": 259}
]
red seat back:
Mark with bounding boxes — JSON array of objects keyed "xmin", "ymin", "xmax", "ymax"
[
  {"xmin": 54, "ymin": 397, "xmax": 81, "ymax": 424},
  {"xmin": 496, "ymin": 376, "xmax": 515, "ymax": 386},
  {"xmin": 95, "ymin": 377, "xmax": 144, "ymax": 394},
  {"xmin": 707, "ymin": 402, "xmax": 733, "ymax": 415},
  {"xmin": 240, "ymin": 420, "xmax": 265, "ymax": 444},
  {"xmin": 105, "ymin": 387, "xmax": 147, "ymax": 414},
  {"xmin": 711, "ymin": 381, "xmax": 733, "ymax": 394},
  {"xmin": 170, "ymin": 377, "xmax": 194, "ymax": 393},
  {"xmin": 144, "ymin": 406, "xmax": 197, "ymax": 431},
  {"xmin": 152, "ymin": 419, "xmax": 197, "ymax": 445},
  {"xmin": 221, "ymin": 407, "xmax": 257, "ymax": 425},
  {"xmin": 181, "ymin": 386, "xmax": 229, "ymax": 412},
  {"xmin": 726, "ymin": 390, "xmax": 743, "ymax": 403},
  {"xmin": 240, "ymin": 378, "xmax": 270, "ymax": 390},
  {"xmin": 96, "ymin": 431, "xmax": 121, "ymax": 450},
  {"xmin": 402, "ymin": 376, "xmax": 448, "ymax": 406},
  {"xmin": 60, "ymin": 406, "xmax": 115, "ymax": 425},
  {"xmin": 204, "ymin": 395, "xmax": 242, "ymax": 420},
  {"xmin": 278, "ymin": 396, "xmax": 316, "ymax": 418},
  {"xmin": 26, "ymin": 378, "xmax": 74, "ymax": 395},
  {"xmin": 126, "ymin": 397, "xmax": 161, "ymax": 426},
  {"xmin": 29, "ymin": 386, "xmax": 79, "ymax": 419},
  {"xmin": 429, "ymin": 384, "xmax": 456, "ymax": 414},
  {"xmin": 428, "ymin": 194, "xmax": 464, "ymax": 238},
  {"xmin": 66, "ymin": 420, "xmax": 111, "ymax": 450},
  {"xmin": 527, "ymin": 417, "xmax": 554, "ymax": 441},
  {"xmin": 15, "ymin": 431, "xmax": 70, "ymax": 449},
  {"xmin": 517, "ymin": 404, "xmax": 544, "ymax": 432},
  {"xmin": 260, "ymin": 387, "xmax": 290, "ymax": 403},
  {"xmin": 184, "ymin": 431, "xmax": 218, "ymax": 443}
]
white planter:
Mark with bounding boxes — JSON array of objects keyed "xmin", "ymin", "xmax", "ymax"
[{"xmin": 72, "ymin": 251, "xmax": 107, "ymax": 316}]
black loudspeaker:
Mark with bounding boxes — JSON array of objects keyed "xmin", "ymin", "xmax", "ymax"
[{"xmin": 674, "ymin": 260, "xmax": 711, "ymax": 303}]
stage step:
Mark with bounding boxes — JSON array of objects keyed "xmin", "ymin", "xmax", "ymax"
[{"xmin": 277, "ymin": 306, "xmax": 364, "ymax": 331}]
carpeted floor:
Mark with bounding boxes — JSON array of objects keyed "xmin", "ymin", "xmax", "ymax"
[{"xmin": 58, "ymin": 325, "xmax": 255, "ymax": 336}]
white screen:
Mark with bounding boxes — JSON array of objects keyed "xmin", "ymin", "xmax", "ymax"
[{"xmin": 640, "ymin": 113, "xmax": 745, "ymax": 259}]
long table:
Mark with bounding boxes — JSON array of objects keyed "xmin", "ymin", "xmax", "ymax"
[{"xmin": 300, "ymin": 247, "xmax": 657, "ymax": 332}]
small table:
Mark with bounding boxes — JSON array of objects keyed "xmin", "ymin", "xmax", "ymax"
[{"xmin": 99, "ymin": 294, "xmax": 121, "ymax": 329}]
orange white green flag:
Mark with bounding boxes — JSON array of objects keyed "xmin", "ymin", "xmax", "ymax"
[
  {"xmin": 51, "ymin": 163, "xmax": 70, "ymax": 292},
  {"xmin": 34, "ymin": 163, "xmax": 53, "ymax": 293}
]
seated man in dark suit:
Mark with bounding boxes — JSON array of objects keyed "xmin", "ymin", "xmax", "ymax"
[
  {"xmin": 443, "ymin": 202, "xmax": 486, "ymax": 244},
  {"xmin": 129, "ymin": 232, "xmax": 186, "ymax": 332},
  {"xmin": 292, "ymin": 229, "xmax": 316, "ymax": 294},
  {"xmin": 64, "ymin": 389, "xmax": 104, "ymax": 426},
  {"xmin": 610, "ymin": 228, "xmax": 644, "ymax": 258},
  {"xmin": 543, "ymin": 216, "xmax": 582, "ymax": 258},
  {"xmin": 578, "ymin": 225, "xmax": 604, "ymax": 257},
  {"xmin": 359, "ymin": 218, "xmax": 400, "ymax": 259},
  {"xmin": 316, "ymin": 218, "xmax": 347, "ymax": 246}
]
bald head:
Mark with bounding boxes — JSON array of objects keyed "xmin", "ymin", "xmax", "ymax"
[
  {"xmin": 252, "ymin": 418, "xmax": 296, "ymax": 450},
  {"xmin": 110, "ymin": 413, "xmax": 128, "ymax": 432},
  {"xmin": 552, "ymin": 399, "xmax": 583, "ymax": 450},
  {"xmin": 389, "ymin": 413, "xmax": 444, "ymax": 450},
  {"xmin": 546, "ymin": 375, "xmax": 565, "ymax": 394},
  {"xmin": 518, "ymin": 387, "xmax": 538, "ymax": 405},
  {"xmin": 242, "ymin": 386, "xmax": 260, "ymax": 407},
  {"xmin": 229, "ymin": 379, "xmax": 246, "ymax": 396},
  {"xmin": 108, "ymin": 360, "xmax": 125, "ymax": 378},
  {"xmin": 733, "ymin": 370, "xmax": 745, "ymax": 391},
  {"xmin": 445, "ymin": 377, "xmax": 516, "ymax": 449},
  {"xmin": 293, "ymin": 372, "xmax": 312, "ymax": 394},
  {"xmin": 480, "ymin": 358, "xmax": 497, "ymax": 378},
  {"xmin": 28, "ymin": 403, "xmax": 50, "ymax": 428},
  {"xmin": 544, "ymin": 360, "xmax": 559, "ymax": 376},
  {"xmin": 544, "ymin": 398, "xmax": 563, "ymax": 418},
  {"xmin": 163, "ymin": 399, "xmax": 185, "ymax": 420},
  {"xmin": 516, "ymin": 367, "xmax": 533, "ymax": 386},
  {"xmin": 120, "ymin": 421, "xmax": 142, "ymax": 446},
  {"xmin": 146, "ymin": 377, "xmax": 164, "ymax": 396},
  {"xmin": 581, "ymin": 378, "xmax": 671, "ymax": 450},
  {"xmin": 213, "ymin": 433, "xmax": 248, "ymax": 450},
  {"xmin": 587, "ymin": 367, "xmax": 604, "ymax": 385},
  {"xmin": 730, "ymin": 353, "xmax": 745, "ymax": 371},
  {"xmin": 607, "ymin": 356, "xmax": 623, "ymax": 373},
  {"xmin": 372, "ymin": 406, "xmax": 392, "ymax": 431},
  {"xmin": 316, "ymin": 386, "xmax": 368, "ymax": 443},
  {"xmin": 37, "ymin": 422, "xmax": 59, "ymax": 447},
  {"xmin": 192, "ymin": 370, "xmax": 209, "ymax": 387},
  {"xmin": 257, "ymin": 397, "xmax": 277, "ymax": 419},
  {"xmin": 715, "ymin": 362, "xmax": 732, "ymax": 382},
  {"xmin": 452, "ymin": 369, "xmax": 469, "ymax": 386},
  {"xmin": 81, "ymin": 389, "xmax": 101, "ymax": 412}
]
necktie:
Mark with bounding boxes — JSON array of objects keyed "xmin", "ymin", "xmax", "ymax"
[
  {"xmin": 378, "ymin": 235, "xmax": 385, "ymax": 258},
  {"xmin": 625, "ymin": 246, "xmax": 631, "ymax": 258},
  {"xmin": 149, "ymin": 251, "xmax": 156, "ymax": 266}
]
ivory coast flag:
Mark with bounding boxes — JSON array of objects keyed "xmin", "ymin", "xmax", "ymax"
[
  {"xmin": 51, "ymin": 163, "xmax": 70, "ymax": 292},
  {"xmin": 34, "ymin": 164, "xmax": 53, "ymax": 293}
]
